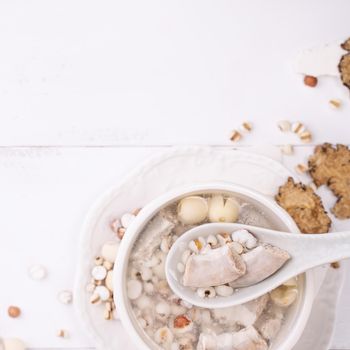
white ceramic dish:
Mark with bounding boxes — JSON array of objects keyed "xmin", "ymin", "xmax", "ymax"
[
  {"xmin": 114, "ymin": 182, "xmax": 316, "ymax": 350},
  {"xmin": 74, "ymin": 146, "xmax": 344, "ymax": 350}
]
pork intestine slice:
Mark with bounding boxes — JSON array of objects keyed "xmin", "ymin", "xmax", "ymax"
[
  {"xmin": 197, "ymin": 326, "xmax": 268, "ymax": 350},
  {"xmin": 229, "ymin": 244, "xmax": 290, "ymax": 288},
  {"xmin": 131, "ymin": 214, "xmax": 175, "ymax": 262},
  {"xmin": 183, "ymin": 245, "xmax": 246, "ymax": 288},
  {"xmin": 212, "ymin": 294, "xmax": 269, "ymax": 328}
]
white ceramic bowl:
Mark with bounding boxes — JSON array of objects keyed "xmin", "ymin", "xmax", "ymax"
[{"xmin": 114, "ymin": 183, "xmax": 316, "ymax": 350}]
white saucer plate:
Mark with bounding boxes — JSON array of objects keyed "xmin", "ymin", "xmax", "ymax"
[{"xmin": 74, "ymin": 146, "xmax": 345, "ymax": 350}]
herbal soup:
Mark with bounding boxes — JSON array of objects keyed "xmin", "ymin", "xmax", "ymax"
[{"xmin": 126, "ymin": 194, "xmax": 299, "ymax": 350}]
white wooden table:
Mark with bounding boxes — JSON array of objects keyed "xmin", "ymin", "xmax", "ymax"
[{"xmin": 0, "ymin": 1, "xmax": 349, "ymax": 349}]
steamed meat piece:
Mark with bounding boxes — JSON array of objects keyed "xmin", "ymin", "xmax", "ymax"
[
  {"xmin": 183, "ymin": 245, "xmax": 246, "ymax": 288},
  {"xmin": 255, "ymin": 317, "xmax": 282, "ymax": 341},
  {"xmin": 131, "ymin": 214, "xmax": 175, "ymax": 262},
  {"xmin": 212, "ymin": 294, "xmax": 269, "ymax": 327},
  {"xmin": 232, "ymin": 326, "xmax": 268, "ymax": 350},
  {"xmin": 197, "ymin": 326, "xmax": 268, "ymax": 350},
  {"xmin": 230, "ymin": 244, "xmax": 290, "ymax": 288},
  {"xmin": 255, "ymin": 304, "xmax": 284, "ymax": 341}
]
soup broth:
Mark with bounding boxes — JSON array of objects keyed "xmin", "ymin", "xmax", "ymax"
[{"xmin": 126, "ymin": 193, "xmax": 300, "ymax": 350}]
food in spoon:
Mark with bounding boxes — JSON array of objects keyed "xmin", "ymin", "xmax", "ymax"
[
  {"xmin": 183, "ymin": 244, "xmax": 246, "ymax": 287},
  {"xmin": 126, "ymin": 193, "xmax": 300, "ymax": 350},
  {"xmin": 180, "ymin": 229, "xmax": 290, "ymax": 293},
  {"xmin": 232, "ymin": 229, "xmax": 258, "ymax": 249},
  {"xmin": 308, "ymin": 143, "xmax": 350, "ymax": 219},
  {"xmin": 230, "ymin": 244, "xmax": 290, "ymax": 288},
  {"xmin": 275, "ymin": 177, "xmax": 331, "ymax": 233}
]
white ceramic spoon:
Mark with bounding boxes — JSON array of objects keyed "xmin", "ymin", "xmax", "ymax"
[{"xmin": 165, "ymin": 223, "xmax": 350, "ymax": 309}]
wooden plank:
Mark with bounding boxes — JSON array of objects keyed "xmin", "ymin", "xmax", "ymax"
[
  {"xmin": 0, "ymin": 0, "xmax": 349, "ymax": 146},
  {"xmin": 0, "ymin": 146, "xmax": 349, "ymax": 349},
  {"xmin": 0, "ymin": 147, "xmax": 155, "ymax": 347}
]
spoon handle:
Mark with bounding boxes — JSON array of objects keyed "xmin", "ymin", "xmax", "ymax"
[{"xmin": 284, "ymin": 231, "xmax": 350, "ymax": 271}]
